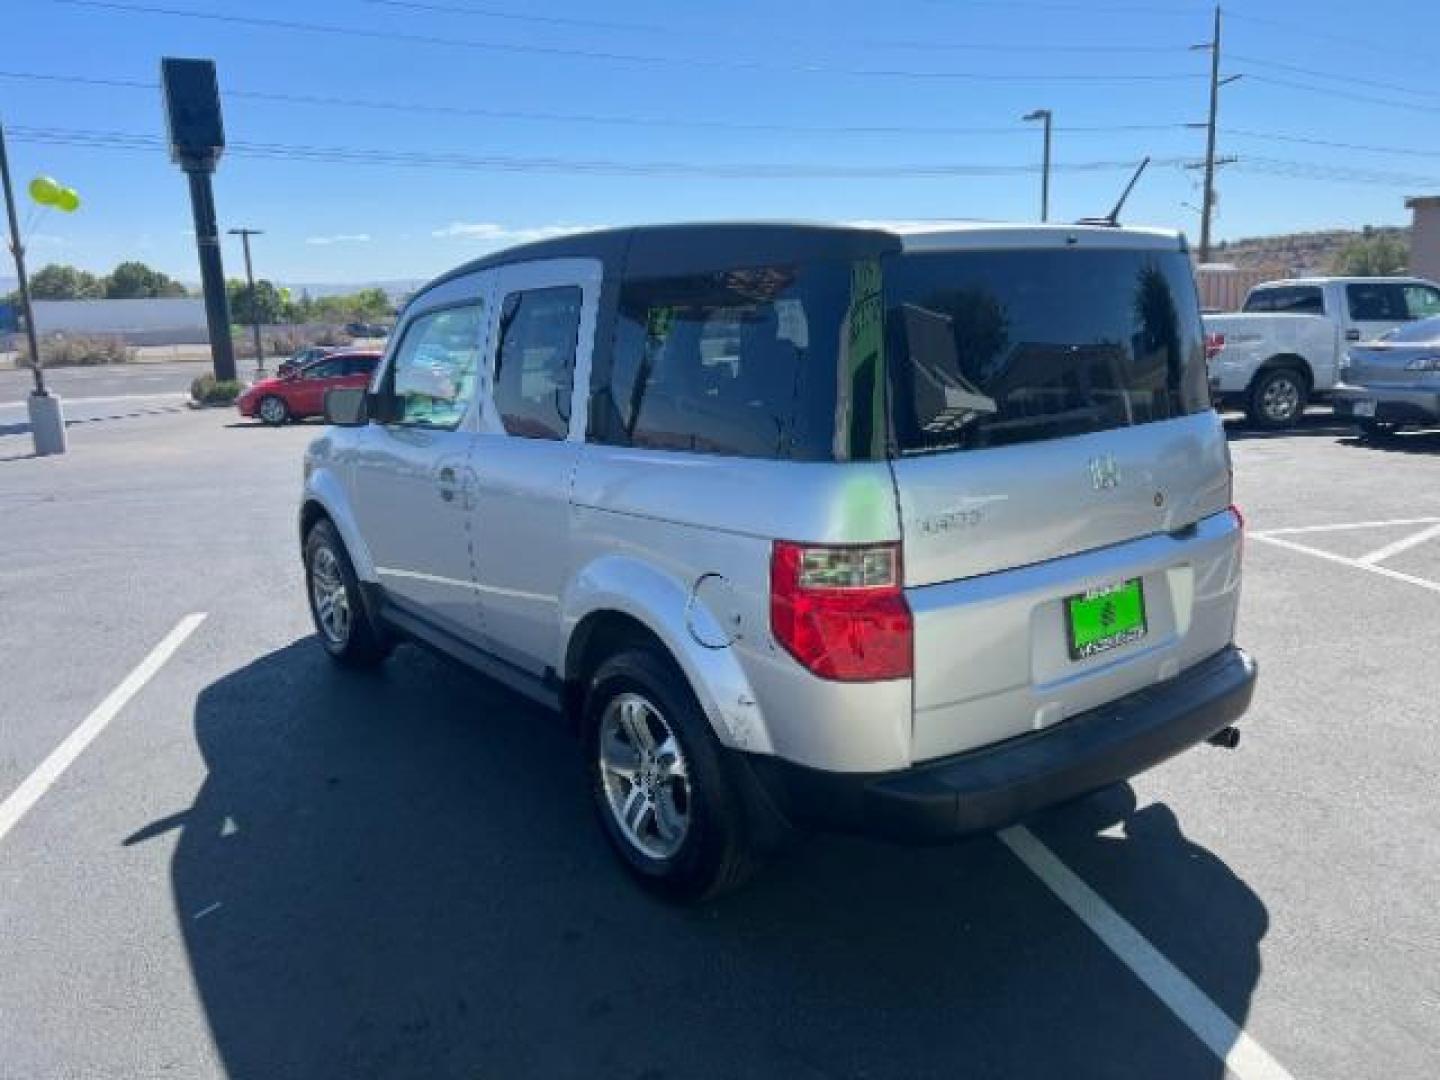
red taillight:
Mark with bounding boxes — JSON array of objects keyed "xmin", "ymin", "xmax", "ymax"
[
  {"xmin": 769, "ymin": 541, "xmax": 912, "ymax": 682},
  {"xmin": 1205, "ymin": 332, "xmax": 1226, "ymax": 361}
]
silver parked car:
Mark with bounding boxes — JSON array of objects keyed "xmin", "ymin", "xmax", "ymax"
[
  {"xmin": 300, "ymin": 222, "xmax": 1256, "ymax": 899},
  {"xmin": 1332, "ymin": 315, "xmax": 1440, "ymax": 439}
]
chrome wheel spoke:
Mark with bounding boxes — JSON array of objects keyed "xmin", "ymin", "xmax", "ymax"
[{"xmin": 598, "ymin": 691, "xmax": 691, "ymax": 860}]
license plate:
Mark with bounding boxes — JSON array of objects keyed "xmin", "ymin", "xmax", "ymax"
[
  {"xmin": 1066, "ymin": 579, "xmax": 1147, "ymax": 661},
  {"xmin": 1354, "ymin": 399, "xmax": 1377, "ymax": 418}
]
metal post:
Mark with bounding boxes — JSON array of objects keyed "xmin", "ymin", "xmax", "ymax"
[
  {"xmin": 230, "ymin": 227, "xmax": 264, "ymax": 373},
  {"xmin": 1023, "ymin": 109, "xmax": 1053, "ymax": 223},
  {"xmin": 1199, "ymin": 6, "xmax": 1222, "ymax": 263},
  {"xmin": 0, "ymin": 120, "xmax": 47, "ymax": 397},
  {"xmin": 184, "ymin": 165, "xmax": 236, "ymax": 382}
]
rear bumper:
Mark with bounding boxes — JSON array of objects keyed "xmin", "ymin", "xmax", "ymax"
[
  {"xmin": 1331, "ymin": 384, "xmax": 1440, "ymax": 424},
  {"xmin": 745, "ymin": 646, "xmax": 1256, "ymax": 842}
]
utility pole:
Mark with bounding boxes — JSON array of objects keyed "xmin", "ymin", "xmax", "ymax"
[
  {"xmin": 1023, "ymin": 109, "xmax": 1053, "ymax": 223},
  {"xmin": 229, "ymin": 227, "xmax": 265, "ymax": 373},
  {"xmin": 1193, "ymin": 6, "xmax": 1242, "ymax": 262},
  {"xmin": 0, "ymin": 120, "xmax": 66, "ymax": 454}
]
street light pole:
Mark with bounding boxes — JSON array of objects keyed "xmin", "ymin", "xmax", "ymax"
[
  {"xmin": 229, "ymin": 227, "xmax": 265, "ymax": 374},
  {"xmin": 1022, "ymin": 109, "xmax": 1053, "ymax": 223}
]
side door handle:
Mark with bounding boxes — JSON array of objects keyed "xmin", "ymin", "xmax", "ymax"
[{"xmin": 1345, "ymin": 329, "xmax": 1361, "ymax": 342}]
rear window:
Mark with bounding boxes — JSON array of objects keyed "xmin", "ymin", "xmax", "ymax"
[
  {"xmin": 592, "ymin": 245, "xmax": 1207, "ymax": 461},
  {"xmin": 1346, "ymin": 283, "xmax": 1409, "ymax": 322},
  {"xmin": 1243, "ymin": 286, "xmax": 1324, "ymax": 314},
  {"xmin": 883, "ymin": 249, "xmax": 1210, "ymax": 455}
]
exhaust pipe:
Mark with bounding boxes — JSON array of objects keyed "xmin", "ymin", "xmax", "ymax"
[{"xmin": 1207, "ymin": 726, "xmax": 1241, "ymax": 749}]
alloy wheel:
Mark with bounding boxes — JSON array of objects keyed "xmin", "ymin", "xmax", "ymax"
[
  {"xmin": 310, "ymin": 545, "xmax": 351, "ymax": 646},
  {"xmin": 598, "ymin": 692, "xmax": 692, "ymax": 860},
  {"xmin": 1261, "ymin": 376, "xmax": 1301, "ymax": 423}
]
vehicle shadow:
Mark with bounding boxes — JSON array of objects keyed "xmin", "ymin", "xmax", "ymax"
[
  {"xmin": 152, "ymin": 639, "xmax": 1268, "ymax": 1080},
  {"xmin": 1222, "ymin": 410, "xmax": 1353, "ymax": 442},
  {"xmin": 1336, "ymin": 429, "xmax": 1440, "ymax": 455}
]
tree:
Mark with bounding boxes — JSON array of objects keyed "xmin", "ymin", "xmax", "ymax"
[
  {"xmin": 1332, "ymin": 234, "xmax": 1408, "ymax": 276},
  {"xmin": 227, "ymin": 278, "xmax": 285, "ymax": 325},
  {"xmin": 27, "ymin": 263, "xmax": 104, "ymax": 300},
  {"xmin": 104, "ymin": 261, "xmax": 188, "ymax": 299}
]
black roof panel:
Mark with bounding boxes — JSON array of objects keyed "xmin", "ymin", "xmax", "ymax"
[{"xmin": 415, "ymin": 221, "xmax": 902, "ymax": 299}]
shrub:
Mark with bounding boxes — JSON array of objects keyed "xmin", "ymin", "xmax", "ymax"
[
  {"xmin": 190, "ymin": 374, "xmax": 244, "ymax": 406},
  {"xmin": 18, "ymin": 334, "xmax": 134, "ymax": 367}
]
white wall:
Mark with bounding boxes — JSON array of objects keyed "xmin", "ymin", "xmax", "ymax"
[{"xmin": 32, "ymin": 298, "xmax": 209, "ymax": 343}]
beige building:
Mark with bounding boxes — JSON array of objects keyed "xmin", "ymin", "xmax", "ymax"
[{"xmin": 1407, "ymin": 196, "xmax": 1440, "ymax": 282}]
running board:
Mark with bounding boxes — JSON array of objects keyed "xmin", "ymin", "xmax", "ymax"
[{"xmin": 379, "ymin": 601, "xmax": 563, "ymax": 713}]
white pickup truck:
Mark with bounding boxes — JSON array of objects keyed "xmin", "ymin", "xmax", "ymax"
[{"xmin": 1204, "ymin": 276, "xmax": 1440, "ymax": 427}]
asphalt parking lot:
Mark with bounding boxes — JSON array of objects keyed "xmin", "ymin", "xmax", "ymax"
[{"xmin": 1, "ymin": 400, "xmax": 1437, "ymax": 1079}]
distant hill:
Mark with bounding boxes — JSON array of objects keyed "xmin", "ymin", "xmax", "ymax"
[
  {"xmin": 279, "ymin": 279, "xmax": 427, "ymax": 301},
  {"xmin": 1210, "ymin": 226, "xmax": 1412, "ymax": 276}
]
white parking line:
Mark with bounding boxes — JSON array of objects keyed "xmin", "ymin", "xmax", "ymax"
[
  {"xmin": 0, "ymin": 614, "xmax": 207, "ymax": 846},
  {"xmin": 1000, "ymin": 826, "xmax": 1296, "ymax": 1080},
  {"xmin": 1356, "ymin": 522, "xmax": 1440, "ymax": 567},
  {"xmin": 1252, "ymin": 517, "xmax": 1440, "ymax": 538},
  {"xmin": 1250, "ymin": 534, "xmax": 1440, "ymax": 595},
  {"xmin": 0, "ymin": 392, "xmax": 189, "ymax": 410}
]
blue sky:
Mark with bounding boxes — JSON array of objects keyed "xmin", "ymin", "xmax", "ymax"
[{"xmin": 5, "ymin": 0, "xmax": 1437, "ymax": 284}]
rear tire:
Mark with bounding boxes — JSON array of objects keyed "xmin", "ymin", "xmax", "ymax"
[
  {"xmin": 1245, "ymin": 368, "xmax": 1308, "ymax": 429},
  {"xmin": 258, "ymin": 394, "xmax": 290, "ymax": 426},
  {"xmin": 584, "ymin": 647, "xmax": 760, "ymax": 901},
  {"xmin": 304, "ymin": 519, "xmax": 391, "ymax": 669}
]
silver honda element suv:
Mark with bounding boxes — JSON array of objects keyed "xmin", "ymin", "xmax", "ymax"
[{"xmin": 301, "ymin": 222, "xmax": 1256, "ymax": 899}]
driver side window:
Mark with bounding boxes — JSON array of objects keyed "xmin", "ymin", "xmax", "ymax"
[{"xmin": 387, "ymin": 303, "xmax": 484, "ymax": 429}]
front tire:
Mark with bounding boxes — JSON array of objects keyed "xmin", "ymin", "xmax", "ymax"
[
  {"xmin": 304, "ymin": 519, "xmax": 391, "ymax": 668},
  {"xmin": 1245, "ymin": 368, "xmax": 1308, "ymax": 429},
  {"xmin": 585, "ymin": 648, "xmax": 759, "ymax": 901},
  {"xmin": 258, "ymin": 394, "xmax": 290, "ymax": 426}
]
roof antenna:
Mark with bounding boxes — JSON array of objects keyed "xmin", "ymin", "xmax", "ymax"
[{"xmin": 1078, "ymin": 156, "xmax": 1150, "ymax": 227}]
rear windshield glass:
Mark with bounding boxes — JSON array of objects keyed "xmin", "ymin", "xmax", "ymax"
[
  {"xmin": 883, "ymin": 249, "xmax": 1210, "ymax": 455},
  {"xmin": 1243, "ymin": 286, "xmax": 1324, "ymax": 314}
]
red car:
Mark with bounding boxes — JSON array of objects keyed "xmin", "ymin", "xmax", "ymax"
[{"xmin": 237, "ymin": 351, "xmax": 382, "ymax": 425}]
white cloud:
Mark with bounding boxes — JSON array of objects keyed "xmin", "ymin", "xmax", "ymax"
[
  {"xmin": 431, "ymin": 222, "xmax": 605, "ymax": 244},
  {"xmin": 305, "ymin": 233, "xmax": 372, "ymax": 246}
]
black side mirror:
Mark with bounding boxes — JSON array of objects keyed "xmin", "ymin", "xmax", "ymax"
[{"xmin": 324, "ymin": 386, "xmax": 368, "ymax": 427}]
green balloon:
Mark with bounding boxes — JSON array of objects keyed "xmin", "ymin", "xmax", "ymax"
[
  {"xmin": 28, "ymin": 175, "xmax": 61, "ymax": 206},
  {"xmin": 56, "ymin": 188, "xmax": 81, "ymax": 213}
]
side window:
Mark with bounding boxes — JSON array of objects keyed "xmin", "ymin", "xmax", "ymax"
[
  {"xmin": 303, "ymin": 359, "xmax": 344, "ymax": 379},
  {"xmin": 344, "ymin": 356, "xmax": 378, "ymax": 377},
  {"xmin": 1404, "ymin": 285, "xmax": 1440, "ymax": 320},
  {"xmin": 492, "ymin": 286, "xmax": 581, "ymax": 441},
  {"xmin": 1347, "ymin": 283, "xmax": 1408, "ymax": 322},
  {"xmin": 599, "ymin": 266, "xmax": 844, "ymax": 460},
  {"xmin": 387, "ymin": 303, "xmax": 483, "ymax": 429}
]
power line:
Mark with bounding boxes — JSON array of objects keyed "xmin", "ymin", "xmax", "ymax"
[
  {"xmin": 362, "ymin": 0, "xmax": 1195, "ymax": 52},
  {"xmin": 0, "ymin": 67, "xmax": 1196, "ymax": 138},
  {"xmin": 45, "ymin": 0, "xmax": 1205, "ymax": 82},
  {"xmin": 1236, "ymin": 157, "xmax": 1440, "ymax": 190},
  {"xmin": 1229, "ymin": 53, "xmax": 1440, "ymax": 103},
  {"xmin": 1223, "ymin": 128, "xmax": 1440, "ymax": 162},
  {"xmin": 1241, "ymin": 74, "xmax": 1440, "ymax": 116},
  {"xmin": 1227, "ymin": 10, "xmax": 1430, "ymax": 63},
  {"xmin": 7, "ymin": 124, "xmax": 1193, "ymax": 178}
]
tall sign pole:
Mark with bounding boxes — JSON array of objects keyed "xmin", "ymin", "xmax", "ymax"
[{"xmin": 162, "ymin": 58, "xmax": 236, "ymax": 382}]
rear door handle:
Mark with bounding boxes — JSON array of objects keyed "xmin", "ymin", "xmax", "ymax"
[
  {"xmin": 437, "ymin": 465, "xmax": 459, "ymax": 502},
  {"xmin": 1345, "ymin": 329, "xmax": 1361, "ymax": 342}
]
